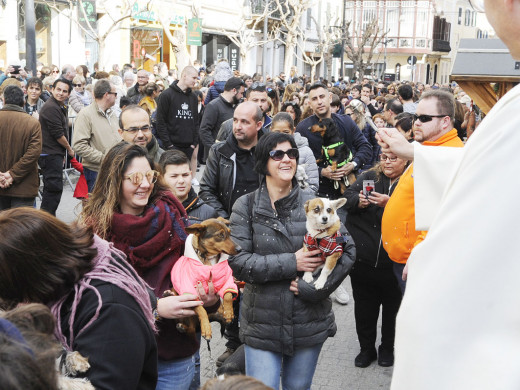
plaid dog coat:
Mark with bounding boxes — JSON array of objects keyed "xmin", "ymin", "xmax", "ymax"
[{"xmin": 304, "ymin": 231, "xmax": 344, "ymax": 262}]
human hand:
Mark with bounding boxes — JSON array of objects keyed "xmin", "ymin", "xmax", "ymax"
[
  {"xmin": 290, "ymin": 277, "xmax": 300, "ymax": 296},
  {"xmin": 360, "ymin": 95, "xmax": 370, "ymax": 105},
  {"xmin": 376, "ymin": 127, "xmax": 414, "ymax": 160},
  {"xmin": 367, "ymin": 191, "xmax": 390, "ymax": 207},
  {"xmin": 67, "ymin": 147, "xmax": 75, "ymax": 157},
  {"xmin": 157, "ymin": 294, "xmax": 203, "ymax": 319},
  {"xmin": 31, "ymin": 111, "xmax": 39, "ymax": 120},
  {"xmin": 295, "ymin": 247, "xmax": 323, "ymax": 272},
  {"xmin": 402, "ymin": 263, "xmax": 408, "ymax": 281},
  {"xmin": 197, "ymin": 278, "xmax": 219, "ymax": 307},
  {"xmin": 358, "ymin": 191, "xmax": 370, "ymax": 208}
]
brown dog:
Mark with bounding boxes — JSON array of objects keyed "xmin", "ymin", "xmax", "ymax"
[
  {"xmin": 302, "ymin": 197, "xmax": 347, "ymax": 289},
  {"xmin": 311, "ymin": 118, "xmax": 356, "ymax": 193},
  {"xmin": 168, "ymin": 217, "xmax": 240, "ymax": 340}
]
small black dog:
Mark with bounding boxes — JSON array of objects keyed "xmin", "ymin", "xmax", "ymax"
[{"xmin": 310, "ymin": 118, "xmax": 355, "ymax": 193}]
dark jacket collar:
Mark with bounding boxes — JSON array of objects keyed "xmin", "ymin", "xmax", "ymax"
[
  {"xmin": 182, "ymin": 188, "xmax": 199, "ymax": 212},
  {"xmin": 170, "ymin": 80, "xmax": 192, "ymax": 95},
  {"xmin": 1, "ymin": 104, "xmax": 26, "ymax": 113}
]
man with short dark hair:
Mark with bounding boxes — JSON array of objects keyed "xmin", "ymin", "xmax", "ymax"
[
  {"xmin": 156, "ymin": 65, "xmax": 200, "ymax": 159},
  {"xmin": 72, "ymin": 79, "xmax": 121, "ymax": 191},
  {"xmin": 118, "ymin": 104, "xmax": 163, "ymax": 163},
  {"xmin": 0, "ymin": 85, "xmax": 42, "ymax": 210},
  {"xmin": 397, "ymin": 84, "xmax": 417, "ymax": 114},
  {"xmin": 383, "ymin": 98, "xmax": 404, "ymax": 126},
  {"xmin": 39, "ymin": 79, "xmax": 74, "ymax": 215},
  {"xmin": 199, "ymin": 77, "xmax": 245, "ymax": 153}
]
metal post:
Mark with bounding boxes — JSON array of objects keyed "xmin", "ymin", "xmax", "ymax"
[
  {"xmin": 263, "ymin": 15, "xmax": 268, "ymax": 81},
  {"xmin": 25, "ymin": 0, "xmax": 37, "ymax": 76},
  {"xmin": 339, "ymin": 0, "xmax": 346, "ymax": 80}
]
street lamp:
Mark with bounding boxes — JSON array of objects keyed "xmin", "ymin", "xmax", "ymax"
[{"xmin": 339, "ymin": 0, "xmax": 346, "ymax": 80}]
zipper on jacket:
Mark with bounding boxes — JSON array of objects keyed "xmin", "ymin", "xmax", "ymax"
[{"xmin": 375, "ymin": 235, "xmax": 382, "ymax": 268}]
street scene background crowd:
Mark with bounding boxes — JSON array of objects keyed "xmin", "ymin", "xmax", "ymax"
[{"xmin": 1, "ymin": 0, "xmax": 519, "ymax": 388}]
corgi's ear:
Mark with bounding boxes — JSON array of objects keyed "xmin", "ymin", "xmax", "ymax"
[
  {"xmin": 331, "ymin": 198, "xmax": 347, "ymax": 210},
  {"xmin": 185, "ymin": 223, "xmax": 207, "ymax": 235},
  {"xmin": 217, "ymin": 216, "xmax": 231, "ymax": 226},
  {"xmin": 304, "ymin": 199, "xmax": 311, "ymax": 213}
]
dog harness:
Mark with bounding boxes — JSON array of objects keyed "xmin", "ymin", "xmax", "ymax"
[
  {"xmin": 303, "ymin": 231, "xmax": 344, "ymax": 262},
  {"xmin": 170, "ymin": 234, "xmax": 238, "ymax": 299},
  {"xmin": 322, "ymin": 142, "xmax": 353, "ymax": 168}
]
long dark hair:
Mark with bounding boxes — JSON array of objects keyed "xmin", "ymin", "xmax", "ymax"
[{"xmin": 0, "ymin": 208, "xmax": 96, "ymax": 308}]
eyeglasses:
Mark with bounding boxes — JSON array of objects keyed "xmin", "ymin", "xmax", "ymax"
[
  {"xmin": 107, "ymin": 91, "xmax": 117, "ymax": 96},
  {"xmin": 73, "ymin": 84, "xmax": 83, "ymax": 87},
  {"xmin": 380, "ymin": 154, "xmax": 397, "ymax": 162},
  {"xmin": 469, "ymin": 0, "xmax": 485, "ymax": 12},
  {"xmin": 124, "ymin": 170, "xmax": 159, "ymax": 186},
  {"xmin": 412, "ymin": 114, "xmax": 449, "ymax": 123},
  {"xmin": 269, "ymin": 148, "xmax": 299, "ymax": 161},
  {"xmin": 122, "ymin": 125, "xmax": 152, "ymax": 135},
  {"xmin": 52, "ymin": 70, "xmax": 59, "ymax": 74}
]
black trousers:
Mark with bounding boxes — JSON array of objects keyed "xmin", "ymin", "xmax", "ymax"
[
  {"xmin": 350, "ymin": 261, "xmax": 402, "ymax": 351},
  {"xmin": 39, "ymin": 154, "xmax": 64, "ymax": 216},
  {"xmin": 0, "ymin": 196, "xmax": 35, "ymax": 211}
]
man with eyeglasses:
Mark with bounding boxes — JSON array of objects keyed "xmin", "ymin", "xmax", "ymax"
[
  {"xmin": 72, "ymin": 80, "xmax": 121, "ymax": 191},
  {"xmin": 127, "ymin": 69, "xmax": 149, "ymax": 105},
  {"xmin": 118, "ymin": 105, "xmax": 164, "ymax": 163},
  {"xmin": 381, "ymin": 90, "xmax": 463, "ymax": 297},
  {"xmin": 378, "ymin": 2, "xmax": 520, "ymax": 388}
]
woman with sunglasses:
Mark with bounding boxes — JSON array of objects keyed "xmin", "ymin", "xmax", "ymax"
[
  {"xmin": 80, "ymin": 143, "xmax": 219, "ymax": 390},
  {"xmin": 342, "ymin": 152, "xmax": 409, "ymax": 369},
  {"xmin": 68, "ymin": 75, "xmax": 92, "ymax": 115},
  {"xmin": 228, "ymin": 132, "xmax": 354, "ymax": 390}
]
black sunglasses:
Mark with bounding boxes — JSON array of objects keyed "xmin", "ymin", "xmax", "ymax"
[
  {"xmin": 73, "ymin": 83, "xmax": 83, "ymax": 87},
  {"xmin": 269, "ymin": 148, "xmax": 299, "ymax": 161},
  {"xmin": 412, "ymin": 114, "xmax": 449, "ymax": 123}
]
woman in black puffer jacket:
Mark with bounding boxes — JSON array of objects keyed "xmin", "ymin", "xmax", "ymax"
[
  {"xmin": 343, "ymin": 153, "xmax": 409, "ymax": 369},
  {"xmin": 228, "ymin": 132, "xmax": 354, "ymax": 390}
]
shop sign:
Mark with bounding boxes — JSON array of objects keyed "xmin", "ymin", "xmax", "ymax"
[
  {"xmin": 132, "ymin": 2, "xmax": 185, "ymax": 25},
  {"xmin": 187, "ymin": 18, "xmax": 202, "ymax": 46},
  {"xmin": 230, "ymin": 44, "xmax": 239, "ymax": 71},
  {"xmin": 78, "ymin": 0, "xmax": 97, "ymax": 30}
]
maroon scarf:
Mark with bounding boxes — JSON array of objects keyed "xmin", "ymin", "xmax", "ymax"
[{"xmin": 108, "ymin": 192, "xmax": 188, "ymax": 294}]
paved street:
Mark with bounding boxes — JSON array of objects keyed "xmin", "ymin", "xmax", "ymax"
[{"xmin": 48, "ymin": 167, "xmax": 392, "ymax": 390}]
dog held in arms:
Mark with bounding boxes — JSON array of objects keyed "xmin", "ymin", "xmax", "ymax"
[
  {"xmin": 167, "ymin": 217, "xmax": 240, "ymax": 340},
  {"xmin": 311, "ymin": 118, "xmax": 356, "ymax": 194},
  {"xmin": 302, "ymin": 197, "xmax": 347, "ymax": 290}
]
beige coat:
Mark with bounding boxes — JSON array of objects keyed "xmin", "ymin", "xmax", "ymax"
[{"xmin": 72, "ymin": 101, "xmax": 121, "ymax": 171}]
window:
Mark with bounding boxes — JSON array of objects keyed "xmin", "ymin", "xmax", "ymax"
[
  {"xmin": 465, "ymin": 9, "xmax": 471, "ymax": 26},
  {"xmin": 458, "ymin": 8, "xmax": 462, "ymax": 25},
  {"xmin": 306, "ymin": 9, "xmax": 312, "ymax": 29}
]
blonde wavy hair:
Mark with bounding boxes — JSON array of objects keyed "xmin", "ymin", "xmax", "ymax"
[{"xmin": 348, "ymin": 99, "xmax": 367, "ymax": 130}]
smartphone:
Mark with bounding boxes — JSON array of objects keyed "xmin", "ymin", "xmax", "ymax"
[
  {"xmin": 363, "ymin": 180, "xmax": 375, "ymax": 199},
  {"xmin": 11, "ymin": 65, "xmax": 20, "ymax": 75}
]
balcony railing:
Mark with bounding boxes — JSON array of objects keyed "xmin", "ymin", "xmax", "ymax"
[{"xmin": 250, "ymin": 0, "xmax": 281, "ymax": 19}]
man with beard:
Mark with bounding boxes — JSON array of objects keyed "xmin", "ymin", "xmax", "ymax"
[{"xmin": 199, "ymin": 77, "xmax": 245, "ymax": 156}]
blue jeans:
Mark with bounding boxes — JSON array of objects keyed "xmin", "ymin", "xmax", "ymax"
[
  {"xmin": 83, "ymin": 167, "xmax": 98, "ymax": 193},
  {"xmin": 156, "ymin": 355, "xmax": 195, "ymax": 390},
  {"xmin": 245, "ymin": 344, "xmax": 323, "ymax": 390}
]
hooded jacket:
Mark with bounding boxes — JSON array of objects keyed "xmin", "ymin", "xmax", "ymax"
[{"xmin": 156, "ymin": 81, "xmax": 199, "ymax": 149}]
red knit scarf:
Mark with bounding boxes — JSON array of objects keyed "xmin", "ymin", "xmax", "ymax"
[{"xmin": 108, "ymin": 192, "xmax": 188, "ymax": 277}]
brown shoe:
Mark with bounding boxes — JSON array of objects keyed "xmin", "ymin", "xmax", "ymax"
[{"xmin": 216, "ymin": 347, "xmax": 235, "ymax": 367}]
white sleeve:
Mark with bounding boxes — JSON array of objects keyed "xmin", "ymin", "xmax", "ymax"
[{"xmin": 413, "ymin": 143, "xmax": 464, "ymax": 231}]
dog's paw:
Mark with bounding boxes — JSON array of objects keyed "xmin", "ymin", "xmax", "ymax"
[
  {"xmin": 314, "ymin": 276, "xmax": 327, "ymax": 290},
  {"xmin": 302, "ymin": 271, "xmax": 314, "ymax": 284},
  {"xmin": 162, "ymin": 289, "xmax": 174, "ymax": 298}
]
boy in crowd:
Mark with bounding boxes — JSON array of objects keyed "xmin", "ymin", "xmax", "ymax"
[{"xmin": 159, "ymin": 150, "xmax": 217, "ymax": 224}]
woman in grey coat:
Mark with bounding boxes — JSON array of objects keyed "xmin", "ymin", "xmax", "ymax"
[{"xmin": 228, "ymin": 132, "xmax": 354, "ymax": 390}]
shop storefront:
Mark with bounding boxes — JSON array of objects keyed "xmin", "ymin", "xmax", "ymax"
[{"xmin": 197, "ymin": 33, "xmax": 240, "ymax": 70}]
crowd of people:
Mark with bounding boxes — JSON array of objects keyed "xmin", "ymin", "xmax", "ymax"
[{"xmin": 0, "ymin": 34, "xmax": 492, "ymax": 390}]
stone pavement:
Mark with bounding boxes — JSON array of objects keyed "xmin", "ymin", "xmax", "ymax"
[{"xmin": 50, "ymin": 167, "xmax": 393, "ymax": 390}]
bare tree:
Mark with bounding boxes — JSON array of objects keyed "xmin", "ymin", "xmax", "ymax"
[
  {"xmin": 343, "ymin": 18, "xmax": 388, "ymax": 80},
  {"xmin": 294, "ymin": 16, "xmax": 327, "ymax": 82},
  {"xmin": 272, "ymin": 0, "xmax": 312, "ymax": 77},
  {"xmin": 220, "ymin": 5, "xmax": 275, "ymax": 71},
  {"xmin": 156, "ymin": 13, "xmax": 191, "ymax": 71},
  {"xmin": 44, "ymin": 0, "xmax": 154, "ymax": 70}
]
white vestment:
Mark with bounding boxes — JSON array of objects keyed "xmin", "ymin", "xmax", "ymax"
[{"xmin": 392, "ymin": 84, "xmax": 520, "ymax": 390}]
